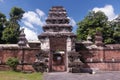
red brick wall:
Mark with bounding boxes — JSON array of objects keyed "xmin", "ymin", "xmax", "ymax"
[
  {"xmin": 81, "ymin": 49, "xmax": 120, "ymax": 71},
  {"xmin": 50, "ymin": 37, "xmax": 66, "ymax": 51},
  {"xmin": 0, "ymin": 48, "xmax": 40, "ymax": 71},
  {"xmin": 104, "ymin": 50, "xmax": 120, "ymax": 60},
  {"xmin": 0, "ymin": 47, "xmax": 120, "ymax": 71},
  {"xmin": 86, "ymin": 63, "xmax": 120, "ymax": 71}
]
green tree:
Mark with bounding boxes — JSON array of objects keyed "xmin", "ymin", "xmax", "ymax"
[
  {"xmin": 77, "ymin": 11, "xmax": 114, "ymax": 44},
  {"xmin": 9, "ymin": 7, "xmax": 25, "ymax": 21},
  {"xmin": 2, "ymin": 21, "xmax": 20, "ymax": 43},
  {"xmin": 0, "ymin": 12, "xmax": 6, "ymax": 43},
  {"xmin": 111, "ymin": 18, "xmax": 120, "ymax": 43},
  {"xmin": 2, "ymin": 7, "xmax": 25, "ymax": 44}
]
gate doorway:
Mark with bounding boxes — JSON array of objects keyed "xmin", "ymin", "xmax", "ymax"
[{"xmin": 51, "ymin": 51, "xmax": 66, "ymax": 72}]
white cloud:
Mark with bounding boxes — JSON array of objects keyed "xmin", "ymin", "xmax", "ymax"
[
  {"xmin": 21, "ymin": 27, "xmax": 38, "ymax": 41},
  {"xmin": 23, "ymin": 21, "xmax": 34, "ymax": 29},
  {"xmin": 36, "ymin": 9, "xmax": 45, "ymax": 17},
  {"xmin": 21, "ymin": 9, "xmax": 46, "ymax": 41},
  {"xmin": 92, "ymin": 5, "xmax": 118, "ymax": 21},
  {"xmin": 22, "ymin": 10, "xmax": 46, "ymax": 26},
  {"xmin": 68, "ymin": 17, "xmax": 76, "ymax": 26}
]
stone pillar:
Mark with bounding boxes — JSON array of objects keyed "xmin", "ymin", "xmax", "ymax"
[
  {"xmin": 66, "ymin": 37, "xmax": 72, "ymax": 52},
  {"xmin": 66, "ymin": 52, "xmax": 69, "ymax": 72},
  {"xmin": 66, "ymin": 37, "xmax": 72, "ymax": 72},
  {"xmin": 40, "ymin": 37, "xmax": 50, "ymax": 51},
  {"xmin": 95, "ymin": 31, "xmax": 104, "ymax": 47}
]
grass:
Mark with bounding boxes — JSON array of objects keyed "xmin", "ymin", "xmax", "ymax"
[{"xmin": 0, "ymin": 71, "xmax": 43, "ymax": 80}]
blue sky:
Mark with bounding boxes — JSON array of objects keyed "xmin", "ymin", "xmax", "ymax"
[{"xmin": 0, "ymin": 0, "xmax": 120, "ymax": 40}]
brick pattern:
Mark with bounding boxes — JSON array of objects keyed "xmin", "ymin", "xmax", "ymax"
[
  {"xmin": 0, "ymin": 48, "xmax": 40, "ymax": 71},
  {"xmin": 80, "ymin": 49, "xmax": 120, "ymax": 71},
  {"xmin": 50, "ymin": 37, "xmax": 66, "ymax": 51},
  {"xmin": 0, "ymin": 47, "xmax": 120, "ymax": 71},
  {"xmin": 86, "ymin": 63, "xmax": 120, "ymax": 71}
]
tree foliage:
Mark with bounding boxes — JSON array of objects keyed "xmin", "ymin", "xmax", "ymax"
[
  {"xmin": 0, "ymin": 12, "xmax": 6, "ymax": 22},
  {"xmin": 0, "ymin": 12, "xmax": 6, "ymax": 43},
  {"xmin": 77, "ymin": 11, "xmax": 117, "ymax": 44},
  {"xmin": 9, "ymin": 7, "xmax": 25, "ymax": 21},
  {"xmin": 1, "ymin": 7, "xmax": 25, "ymax": 44},
  {"xmin": 2, "ymin": 21, "xmax": 20, "ymax": 43},
  {"xmin": 110, "ymin": 18, "xmax": 120, "ymax": 43}
]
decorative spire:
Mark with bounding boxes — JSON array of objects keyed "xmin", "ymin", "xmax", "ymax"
[
  {"xmin": 46, "ymin": 6, "xmax": 69, "ymax": 24},
  {"xmin": 95, "ymin": 31, "xmax": 104, "ymax": 47},
  {"xmin": 42, "ymin": 6, "xmax": 72, "ymax": 33},
  {"xmin": 38, "ymin": 6, "xmax": 76, "ymax": 39},
  {"xmin": 87, "ymin": 35, "xmax": 92, "ymax": 41},
  {"xmin": 82, "ymin": 35, "xmax": 93, "ymax": 46},
  {"xmin": 18, "ymin": 28, "xmax": 27, "ymax": 47}
]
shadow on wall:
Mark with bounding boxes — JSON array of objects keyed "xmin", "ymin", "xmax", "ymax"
[{"xmin": 75, "ymin": 43, "xmax": 95, "ymax": 73}]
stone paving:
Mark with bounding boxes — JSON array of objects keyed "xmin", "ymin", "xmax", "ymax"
[{"xmin": 44, "ymin": 71, "xmax": 120, "ymax": 80}]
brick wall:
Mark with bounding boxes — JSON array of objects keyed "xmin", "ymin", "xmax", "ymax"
[
  {"xmin": 0, "ymin": 46, "xmax": 120, "ymax": 71},
  {"xmin": 0, "ymin": 47, "xmax": 40, "ymax": 71},
  {"xmin": 81, "ymin": 49, "xmax": 120, "ymax": 71},
  {"xmin": 86, "ymin": 63, "xmax": 120, "ymax": 71},
  {"xmin": 50, "ymin": 37, "xmax": 66, "ymax": 51}
]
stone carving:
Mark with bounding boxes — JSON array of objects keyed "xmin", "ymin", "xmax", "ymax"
[
  {"xmin": 32, "ymin": 51, "xmax": 49, "ymax": 72},
  {"xmin": 68, "ymin": 51, "xmax": 83, "ymax": 72},
  {"xmin": 18, "ymin": 28, "xmax": 28, "ymax": 47}
]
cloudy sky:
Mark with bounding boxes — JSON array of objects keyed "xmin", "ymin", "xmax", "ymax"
[{"xmin": 0, "ymin": 0, "xmax": 120, "ymax": 41}]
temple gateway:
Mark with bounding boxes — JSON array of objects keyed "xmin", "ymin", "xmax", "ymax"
[
  {"xmin": 0, "ymin": 6, "xmax": 120, "ymax": 73},
  {"xmin": 38, "ymin": 6, "xmax": 76, "ymax": 72}
]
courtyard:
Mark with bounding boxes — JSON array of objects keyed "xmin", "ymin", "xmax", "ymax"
[{"xmin": 44, "ymin": 71, "xmax": 120, "ymax": 80}]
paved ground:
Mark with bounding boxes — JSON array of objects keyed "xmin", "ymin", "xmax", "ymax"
[{"xmin": 44, "ymin": 71, "xmax": 120, "ymax": 80}]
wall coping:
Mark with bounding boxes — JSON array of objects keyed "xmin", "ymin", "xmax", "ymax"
[{"xmin": 0, "ymin": 44, "xmax": 40, "ymax": 50}]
